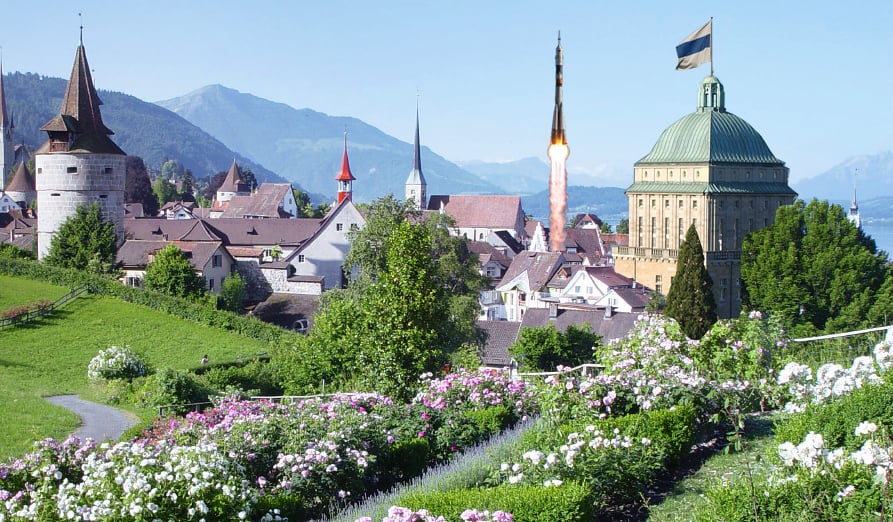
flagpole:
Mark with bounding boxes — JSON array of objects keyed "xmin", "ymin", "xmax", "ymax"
[{"xmin": 710, "ymin": 17, "xmax": 714, "ymax": 76}]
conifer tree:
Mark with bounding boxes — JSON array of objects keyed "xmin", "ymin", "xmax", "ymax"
[
  {"xmin": 44, "ymin": 203, "xmax": 117, "ymax": 272},
  {"xmin": 665, "ymin": 224, "xmax": 717, "ymax": 339}
]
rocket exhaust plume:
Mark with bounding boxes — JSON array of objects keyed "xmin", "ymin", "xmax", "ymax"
[{"xmin": 549, "ymin": 32, "xmax": 568, "ymax": 252}]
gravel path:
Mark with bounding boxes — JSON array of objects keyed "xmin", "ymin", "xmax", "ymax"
[{"xmin": 45, "ymin": 395, "xmax": 139, "ymax": 442}]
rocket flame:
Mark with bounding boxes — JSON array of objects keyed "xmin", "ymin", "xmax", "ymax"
[{"xmin": 548, "ymin": 143, "xmax": 569, "ymax": 251}]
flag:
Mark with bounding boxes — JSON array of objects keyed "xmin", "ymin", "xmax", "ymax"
[{"xmin": 675, "ymin": 20, "xmax": 712, "ymax": 70}]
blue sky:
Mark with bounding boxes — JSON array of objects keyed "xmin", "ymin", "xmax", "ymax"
[{"xmin": 3, "ymin": 1, "xmax": 891, "ymax": 186}]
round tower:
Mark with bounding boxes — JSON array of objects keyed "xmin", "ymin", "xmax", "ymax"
[{"xmin": 35, "ymin": 38, "xmax": 126, "ymax": 259}]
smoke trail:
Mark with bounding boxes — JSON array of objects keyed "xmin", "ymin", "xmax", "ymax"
[{"xmin": 548, "ymin": 143, "xmax": 569, "ymax": 251}]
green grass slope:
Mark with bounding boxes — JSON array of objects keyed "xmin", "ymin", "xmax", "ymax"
[{"xmin": 0, "ymin": 278, "xmax": 270, "ymax": 459}]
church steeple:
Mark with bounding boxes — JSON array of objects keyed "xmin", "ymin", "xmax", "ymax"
[
  {"xmin": 551, "ymin": 32, "xmax": 566, "ymax": 145},
  {"xmin": 849, "ymin": 171, "xmax": 861, "ymax": 229},
  {"xmin": 0, "ymin": 58, "xmax": 14, "ymax": 187},
  {"xmin": 405, "ymin": 103, "xmax": 427, "ymax": 209},
  {"xmin": 335, "ymin": 132, "xmax": 355, "ymax": 204}
]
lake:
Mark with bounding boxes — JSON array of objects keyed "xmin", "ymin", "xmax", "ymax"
[{"xmin": 863, "ymin": 220, "xmax": 893, "ymax": 256}]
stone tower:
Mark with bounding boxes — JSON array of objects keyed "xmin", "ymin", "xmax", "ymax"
[
  {"xmin": 405, "ymin": 105, "xmax": 427, "ymax": 210},
  {"xmin": 35, "ymin": 36, "xmax": 126, "ymax": 259},
  {"xmin": 0, "ymin": 61, "xmax": 15, "ymax": 188}
]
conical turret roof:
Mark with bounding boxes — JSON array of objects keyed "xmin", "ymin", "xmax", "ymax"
[
  {"xmin": 6, "ymin": 162, "xmax": 34, "ymax": 193},
  {"xmin": 336, "ymin": 133, "xmax": 355, "ymax": 182}
]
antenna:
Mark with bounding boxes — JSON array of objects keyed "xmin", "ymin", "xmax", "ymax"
[{"xmin": 79, "ymin": 12, "xmax": 84, "ymax": 44}]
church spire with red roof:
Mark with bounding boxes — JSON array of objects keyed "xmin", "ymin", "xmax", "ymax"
[{"xmin": 336, "ymin": 132, "xmax": 355, "ymax": 204}]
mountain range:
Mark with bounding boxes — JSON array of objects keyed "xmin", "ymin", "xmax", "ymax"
[
  {"xmin": 4, "ymin": 72, "xmax": 892, "ymax": 221},
  {"xmin": 156, "ymin": 85, "xmax": 501, "ymax": 200}
]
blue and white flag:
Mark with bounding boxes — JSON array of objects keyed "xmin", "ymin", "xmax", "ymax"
[{"xmin": 675, "ymin": 20, "xmax": 712, "ymax": 70}]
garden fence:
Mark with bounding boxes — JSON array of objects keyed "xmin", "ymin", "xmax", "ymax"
[{"xmin": 0, "ymin": 285, "xmax": 89, "ymax": 329}]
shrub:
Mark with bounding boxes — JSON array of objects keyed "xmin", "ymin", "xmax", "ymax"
[
  {"xmin": 86, "ymin": 346, "xmax": 149, "ymax": 382},
  {"xmin": 398, "ymin": 482, "xmax": 594, "ymax": 522},
  {"xmin": 136, "ymin": 368, "xmax": 212, "ymax": 410},
  {"xmin": 197, "ymin": 359, "xmax": 282, "ymax": 397}
]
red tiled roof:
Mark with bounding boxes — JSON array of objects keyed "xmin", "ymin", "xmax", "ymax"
[
  {"xmin": 497, "ymin": 251, "xmax": 564, "ymax": 292},
  {"xmin": 221, "ymin": 183, "xmax": 292, "ymax": 218},
  {"xmin": 5, "ymin": 163, "xmax": 35, "ymax": 193},
  {"xmin": 426, "ymin": 195, "xmax": 523, "ymax": 229}
]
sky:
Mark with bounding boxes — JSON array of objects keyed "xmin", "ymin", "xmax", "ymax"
[{"xmin": 2, "ymin": 1, "xmax": 892, "ymax": 187}]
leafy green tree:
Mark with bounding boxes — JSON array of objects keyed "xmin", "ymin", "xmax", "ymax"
[
  {"xmin": 600, "ymin": 222, "xmax": 613, "ymax": 234},
  {"xmin": 0, "ymin": 243, "xmax": 35, "ymax": 260},
  {"xmin": 144, "ymin": 244, "xmax": 206, "ymax": 300},
  {"xmin": 125, "ymin": 156, "xmax": 159, "ymax": 216},
  {"xmin": 152, "ymin": 177, "xmax": 178, "ymax": 206},
  {"xmin": 665, "ymin": 224, "xmax": 717, "ymax": 340},
  {"xmin": 203, "ymin": 171, "xmax": 227, "ymax": 201},
  {"xmin": 344, "ymin": 195, "xmax": 420, "ymax": 285},
  {"xmin": 44, "ymin": 203, "xmax": 117, "ymax": 272},
  {"xmin": 292, "ymin": 189, "xmax": 329, "ymax": 218},
  {"xmin": 616, "ymin": 218, "xmax": 630, "ymax": 235},
  {"xmin": 219, "ymin": 272, "xmax": 246, "ymax": 312},
  {"xmin": 160, "ymin": 159, "xmax": 184, "ymax": 181},
  {"xmin": 240, "ymin": 167, "xmax": 258, "ymax": 192},
  {"xmin": 742, "ymin": 199, "xmax": 889, "ymax": 335},
  {"xmin": 509, "ymin": 324, "xmax": 600, "ymax": 372}
]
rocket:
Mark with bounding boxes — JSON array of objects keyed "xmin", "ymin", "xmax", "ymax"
[{"xmin": 551, "ymin": 32, "xmax": 566, "ymax": 145}]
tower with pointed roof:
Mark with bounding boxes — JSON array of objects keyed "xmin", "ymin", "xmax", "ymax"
[
  {"xmin": 405, "ymin": 106, "xmax": 427, "ymax": 209},
  {"xmin": 613, "ymin": 75, "xmax": 796, "ymax": 318},
  {"xmin": 0, "ymin": 60, "xmax": 14, "ymax": 188},
  {"xmin": 35, "ymin": 34, "xmax": 126, "ymax": 259},
  {"xmin": 848, "ymin": 182, "xmax": 861, "ymax": 229},
  {"xmin": 336, "ymin": 133, "xmax": 355, "ymax": 204},
  {"xmin": 6, "ymin": 162, "xmax": 36, "ymax": 209},
  {"xmin": 216, "ymin": 159, "xmax": 250, "ymax": 204}
]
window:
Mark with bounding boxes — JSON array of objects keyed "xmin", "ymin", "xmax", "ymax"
[
  {"xmin": 650, "ymin": 217, "xmax": 656, "ymax": 248},
  {"xmin": 298, "ymin": 255, "xmax": 305, "ymax": 263},
  {"xmin": 678, "ymin": 200, "xmax": 684, "ymax": 208},
  {"xmin": 67, "ymin": 166, "xmax": 78, "ymax": 174},
  {"xmin": 336, "ymin": 223, "xmax": 344, "ymax": 231},
  {"xmin": 638, "ymin": 198, "xmax": 643, "ymax": 208},
  {"xmin": 692, "ymin": 200, "xmax": 698, "ymax": 209},
  {"xmin": 665, "ymin": 199, "xmax": 670, "ymax": 208},
  {"xmin": 99, "ymin": 194, "xmax": 108, "ymax": 199},
  {"xmin": 104, "ymin": 167, "xmax": 113, "ymax": 174},
  {"xmin": 350, "ymin": 223, "xmax": 359, "ymax": 231},
  {"xmin": 574, "ymin": 285, "xmax": 581, "ymax": 293},
  {"xmin": 212, "ymin": 254, "xmax": 222, "ymax": 268},
  {"xmin": 718, "ymin": 200, "xmax": 724, "ymax": 210},
  {"xmin": 637, "ymin": 217, "xmax": 643, "ymax": 246},
  {"xmin": 125, "ymin": 276, "xmax": 141, "ymax": 288},
  {"xmin": 208, "ymin": 278, "xmax": 215, "ymax": 291},
  {"xmin": 655, "ymin": 275, "xmax": 663, "ymax": 294},
  {"xmin": 586, "ymin": 286, "xmax": 593, "ymax": 294},
  {"xmin": 664, "ymin": 217, "xmax": 669, "ymax": 249}
]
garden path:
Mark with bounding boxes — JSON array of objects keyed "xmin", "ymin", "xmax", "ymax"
[{"xmin": 45, "ymin": 395, "xmax": 139, "ymax": 442}]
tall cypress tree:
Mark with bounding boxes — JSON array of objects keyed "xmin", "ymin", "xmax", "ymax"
[{"xmin": 665, "ymin": 224, "xmax": 717, "ymax": 339}]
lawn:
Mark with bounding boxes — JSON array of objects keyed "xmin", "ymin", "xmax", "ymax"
[
  {"xmin": 0, "ymin": 289, "xmax": 271, "ymax": 459},
  {"xmin": 0, "ymin": 274, "xmax": 71, "ymax": 310},
  {"xmin": 647, "ymin": 413, "xmax": 781, "ymax": 521}
]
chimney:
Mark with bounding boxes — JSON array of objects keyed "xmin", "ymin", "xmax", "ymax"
[
  {"xmin": 549, "ymin": 303, "xmax": 558, "ymax": 319},
  {"xmin": 604, "ymin": 305, "xmax": 613, "ymax": 319}
]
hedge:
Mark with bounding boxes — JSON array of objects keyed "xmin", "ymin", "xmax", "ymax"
[{"xmin": 0, "ymin": 258, "xmax": 301, "ymax": 347}]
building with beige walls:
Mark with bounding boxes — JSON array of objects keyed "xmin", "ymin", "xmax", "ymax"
[{"xmin": 614, "ymin": 75, "xmax": 796, "ymax": 318}]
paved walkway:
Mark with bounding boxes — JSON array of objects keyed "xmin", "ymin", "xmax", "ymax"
[{"xmin": 46, "ymin": 395, "xmax": 139, "ymax": 442}]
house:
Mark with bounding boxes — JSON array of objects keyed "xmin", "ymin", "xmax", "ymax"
[
  {"xmin": 220, "ymin": 183, "xmax": 298, "ymax": 219},
  {"xmin": 427, "ymin": 195, "xmax": 528, "ymax": 244},
  {"xmin": 558, "ymin": 265, "xmax": 637, "ymax": 304},
  {"xmin": 0, "ymin": 193, "xmax": 21, "ymax": 214},
  {"xmin": 478, "ymin": 320, "xmax": 522, "ymax": 367},
  {"xmin": 570, "ymin": 213, "xmax": 603, "ymax": 230},
  {"xmin": 123, "ymin": 198, "xmax": 365, "ymax": 299},
  {"xmin": 159, "ymin": 200, "xmax": 198, "ymax": 220},
  {"xmin": 116, "ymin": 239, "xmax": 235, "ymax": 293},
  {"xmin": 495, "ymin": 251, "xmax": 565, "ymax": 321},
  {"xmin": 0, "ymin": 211, "xmax": 35, "ymax": 251}
]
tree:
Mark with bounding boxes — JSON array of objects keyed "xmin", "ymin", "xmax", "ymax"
[
  {"xmin": 180, "ymin": 169, "xmax": 196, "ymax": 202},
  {"xmin": 218, "ymin": 272, "xmax": 246, "ymax": 312},
  {"xmin": 509, "ymin": 324, "xmax": 600, "ymax": 372},
  {"xmin": 240, "ymin": 167, "xmax": 258, "ymax": 192},
  {"xmin": 160, "ymin": 159, "xmax": 184, "ymax": 181},
  {"xmin": 125, "ymin": 156, "xmax": 159, "ymax": 216},
  {"xmin": 143, "ymin": 244, "xmax": 206, "ymax": 300},
  {"xmin": 742, "ymin": 199, "xmax": 889, "ymax": 335},
  {"xmin": 616, "ymin": 218, "xmax": 630, "ymax": 235},
  {"xmin": 152, "ymin": 177, "xmax": 179, "ymax": 206},
  {"xmin": 44, "ymin": 203, "xmax": 118, "ymax": 272},
  {"xmin": 664, "ymin": 224, "xmax": 717, "ymax": 340},
  {"xmin": 344, "ymin": 195, "xmax": 420, "ymax": 285},
  {"xmin": 203, "ymin": 171, "xmax": 228, "ymax": 201},
  {"xmin": 292, "ymin": 189, "xmax": 329, "ymax": 218},
  {"xmin": 600, "ymin": 222, "xmax": 613, "ymax": 234}
]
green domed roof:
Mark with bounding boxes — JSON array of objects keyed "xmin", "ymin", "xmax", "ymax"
[{"xmin": 636, "ymin": 76, "xmax": 784, "ymax": 166}]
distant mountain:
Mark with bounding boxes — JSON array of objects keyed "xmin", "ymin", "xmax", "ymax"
[
  {"xmin": 793, "ymin": 151, "xmax": 893, "ymax": 203},
  {"xmin": 458, "ymin": 157, "xmax": 552, "ymax": 196},
  {"xmin": 156, "ymin": 85, "xmax": 501, "ymax": 201},
  {"xmin": 4, "ymin": 72, "xmax": 288, "ymax": 186},
  {"xmin": 522, "ymin": 186, "xmax": 629, "ymax": 227}
]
